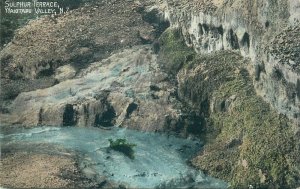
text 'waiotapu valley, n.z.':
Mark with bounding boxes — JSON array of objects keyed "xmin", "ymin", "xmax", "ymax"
[{"xmin": 4, "ymin": 0, "xmax": 68, "ymax": 15}]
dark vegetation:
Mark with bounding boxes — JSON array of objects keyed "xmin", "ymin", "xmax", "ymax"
[
  {"xmin": 140, "ymin": 8, "xmax": 170, "ymax": 39},
  {"xmin": 157, "ymin": 28, "xmax": 196, "ymax": 76},
  {"xmin": 108, "ymin": 138, "xmax": 137, "ymax": 159}
]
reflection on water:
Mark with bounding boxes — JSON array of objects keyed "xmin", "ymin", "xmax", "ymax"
[{"xmin": 1, "ymin": 126, "xmax": 228, "ymax": 188}]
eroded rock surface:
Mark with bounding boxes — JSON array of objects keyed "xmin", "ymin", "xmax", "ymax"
[
  {"xmin": 156, "ymin": 27, "xmax": 300, "ymax": 188},
  {"xmin": 4, "ymin": 45, "xmax": 186, "ymax": 132},
  {"xmin": 0, "ymin": 0, "xmax": 155, "ymax": 80},
  {"xmin": 154, "ymin": 0, "xmax": 300, "ymax": 123}
]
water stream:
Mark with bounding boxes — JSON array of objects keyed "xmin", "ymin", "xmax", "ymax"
[{"xmin": 1, "ymin": 126, "xmax": 228, "ymax": 188}]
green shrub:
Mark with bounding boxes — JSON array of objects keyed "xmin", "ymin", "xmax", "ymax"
[
  {"xmin": 108, "ymin": 138, "xmax": 137, "ymax": 159},
  {"xmin": 157, "ymin": 28, "xmax": 196, "ymax": 75}
]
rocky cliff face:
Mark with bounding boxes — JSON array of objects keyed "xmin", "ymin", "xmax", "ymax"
[
  {"xmin": 152, "ymin": 0, "xmax": 300, "ymax": 188},
  {"xmin": 156, "ymin": 0, "xmax": 300, "ymax": 123},
  {"xmin": 3, "ymin": 47, "xmax": 161, "ymax": 128},
  {"xmin": 156, "ymin": 27, "xmax": 300, "ymax": 188},
  {"xmin": 0, "ymin": 0, "xmax": 155, "ymax": 80},
  {"xmin": 0, "ymin": 0, "xmax": 159, "ymax": 112},
  {"xmin": 2, "ymin": 45, "xmax": 197, "ymax": 134}
]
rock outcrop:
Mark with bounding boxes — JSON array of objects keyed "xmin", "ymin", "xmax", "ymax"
[
  {"xmin": 153, "ymin": 1, "xmax": 300, "ymax": 187},
  {"xmin": 0, "ymin": 0, "xmax": 155, "ymax": 80},
  {"xmin": 4, "ymin": 46, "xmax": 189, "ymax": 132},
  {"xmin": 155, "ymin": 27, "xmax": 300, "ymax": 188},
  {"xmin": 0, "ymin": 0, "xmax": 164, "ymax": 113},
  {"xmin": 155, "ymin": 0, "xmax": 300, "ymax": 123}
]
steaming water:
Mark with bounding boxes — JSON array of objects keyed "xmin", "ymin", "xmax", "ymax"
[{"xmin": 1, "ymin": 126, "xmax": 228, "ymax": 188}]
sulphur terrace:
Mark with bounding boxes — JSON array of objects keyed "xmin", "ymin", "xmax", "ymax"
[{"xmin": 5, "ymin": 1, "xmax": 60, "ymax": 8}]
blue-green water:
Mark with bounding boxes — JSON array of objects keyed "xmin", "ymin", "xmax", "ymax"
[{"xmin": 1, "ymin": 126, "xmax": 228, "ymax": 188}]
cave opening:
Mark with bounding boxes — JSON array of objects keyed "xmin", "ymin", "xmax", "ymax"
[
  {"xmin": 63, "ymin": 104, "xmax": 76, "ymax": 126},
  {"xmin": 265, "ymin": 21, "xmax": 270, "ymax": 28},
  {"xmin": 198, "ymin": 23, "xmax": 204, "ymax": 35},
  {"xmin": 241, "ymin": 32, "xmax": 250, "ymax": 50},
  {"xmin": 202, "ymin": 23, "xmax": 209, "ymax": 34},
  {"xmin": 186, "ymin": 113, "xmax": 205, "ymax": 135},
  {"xmin": 227, "ymin": 29, "xmax": 239, "ymax": 49},
  {"xmin": 37, "ymin": 67, "xmax": 55, "ymax": 78},
  {"xmin": 141, "ymin": 8, "xmax": 170, "ymax": 38},
  {"xmin": 271, "ymin": 67, "xmax": 284, "ymax": 81},
  {"xmin": 94, "ymin": 105, "xmax": 116, "ymax": 127},
  {"xmin": 296, "ymin": 79, "xmax": 300, "ymax": 99},
  {"xmin": 126, "ymin": 102, "xmax": 138, "ymax": 118},
  {"xmin": 216, "ymin": 25, "xmax": 224, "ymax": 36}
]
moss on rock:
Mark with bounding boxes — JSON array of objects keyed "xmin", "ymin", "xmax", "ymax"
[
  {"xmin": 178, "ymin": 51, "xmax": 245, "ymax": 115},
  {"xmin": 157, "ymin": 28, "xmax": 196, "ymax": 76},
  {"xmin": 184, "ymin": 52, "xmax": 300, "ymax": 188}
]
